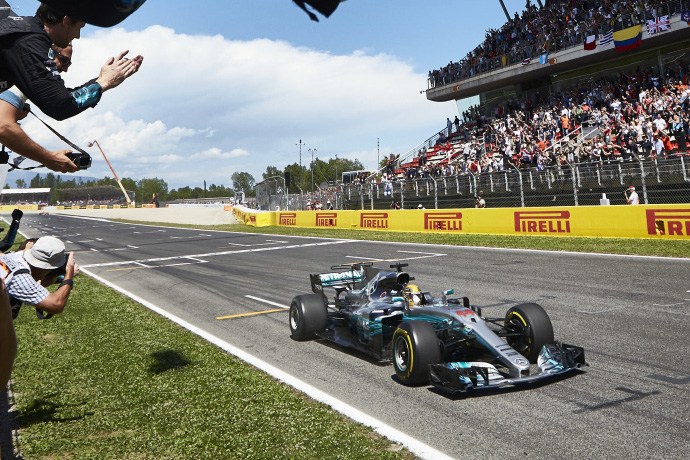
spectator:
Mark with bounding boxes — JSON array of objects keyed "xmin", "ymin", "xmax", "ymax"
[
  {"xmin": 390, "ymin": 199, "xmax": 400, "ymax": 210},
  {"xmin": 475, "ymin": 195, "xmax": 486, "ymax": 208},
  {"xmin": 625, "ymin": 186, "xmax": 640, "ymax": 205},
  {"xmin": 0, "ymin": 43, "xmax": 79, "ymax": 173},
  {"xmin": 0, "ymin": 236, "xmax": 78, "ymax": 318},
  {"xmin": 0, "ymin": 280, "xmax": 16, "ymax": 389},
  {"xmin": 0, "ymin": 2, "xmax": 143, "ymax": 122}
]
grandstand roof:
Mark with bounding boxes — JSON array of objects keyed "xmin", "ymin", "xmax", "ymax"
[{"xmin": 1, "ymin": 188, "xmax": 51, "ymax": 195}]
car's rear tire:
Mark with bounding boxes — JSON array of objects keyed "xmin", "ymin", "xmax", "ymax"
[
  {"xmin": 290, "ymin": 294, "xmax": 327, "ymax": 341},
  {"xmin": 504, "ymin": 303, "xmax": 554, "ymax": 363},
  {"xmin": 392, "ymin": 320, "xmax": 441, "ymax": 385}
]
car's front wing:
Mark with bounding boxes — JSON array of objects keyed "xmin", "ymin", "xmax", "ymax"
[{"xmin": 428, "ymin": 342, "xmax": 586, "ymax": 394}]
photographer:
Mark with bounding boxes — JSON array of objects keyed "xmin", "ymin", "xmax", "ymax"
[
  {"xmin": 624, "ymin": 186, "xmax": 640, "ymax": 205},
  {"xmin": 0, "ymin": 236, "xmax": 77, "ymax": 318},
  {"xmin": 475, "ymin": 194, "xmax": 486, "ymax": 208},
  {"xmin": 0, "ymin": 44, "xmax": 79, "ymax": 173}
]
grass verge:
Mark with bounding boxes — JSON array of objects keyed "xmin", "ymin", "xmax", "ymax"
[{"xmin": 10, "ymin": 275, "xmax": 413, "ymax": 460}]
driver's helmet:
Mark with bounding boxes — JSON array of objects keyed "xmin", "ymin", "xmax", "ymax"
[{"xmin": 405, "ymin": 284, "xmax": 422, "ymax": 307}]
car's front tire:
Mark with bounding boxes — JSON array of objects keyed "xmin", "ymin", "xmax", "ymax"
[
  {"xmin": 289, "ymin": 294, "xmax": 327, "ymax": 341},
  {"xmin": 392, "ymin": 320, "xmax": 441, "ymax": 385},
  {"xmin": 504, "ymin": 303, "xmax": 554, "ymax": 363}
]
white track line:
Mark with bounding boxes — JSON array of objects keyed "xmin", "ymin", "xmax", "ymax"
[{"xmin": 82, "ymin": 268, "xmax": 455, "ymax": 460}]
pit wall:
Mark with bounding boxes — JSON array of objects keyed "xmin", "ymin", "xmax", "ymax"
[{"xmin": 235, "ymin": 205, "xmax": 690, "ymax": 239}]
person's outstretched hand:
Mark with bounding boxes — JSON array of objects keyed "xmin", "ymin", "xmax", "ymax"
[{"xmin": 96, "ymin": 50, "xmax": 144, "ymax": 92}]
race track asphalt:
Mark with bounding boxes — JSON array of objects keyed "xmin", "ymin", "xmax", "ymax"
[{"xmin": 10, "ymin": 213, "xmax": 690, "ymax": 460}]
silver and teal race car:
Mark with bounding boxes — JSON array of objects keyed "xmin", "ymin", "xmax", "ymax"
[{"xmin": 289, "ymin": 263, "xmax": 586, "ymax": 393}]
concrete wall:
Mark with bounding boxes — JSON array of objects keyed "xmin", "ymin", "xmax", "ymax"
[{"xmin": 44, "ymin": 207, "xmax": 241, "ymax": 226}]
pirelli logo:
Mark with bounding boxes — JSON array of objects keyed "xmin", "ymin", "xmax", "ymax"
[
  {"xmin": 316, "ymin": 212, "xmax": 337, "ymax": 227},
  {"xmin": 360, "ymin": 212, "xmax": 389, "ymax": 229},
  {"xmin": 279, "ymin": 212, "xmax": 297, "ymax": 226},
  {"xmin": 424, "ymin": 212, "xmax": 463, "ymax": 231},
  {"xmin": 514, "ymin": 210, "xmax": 571, "ymax": 234},
  {"xmin": 646, "ymin": 209, "xmax": 690, "ymax": 236}
]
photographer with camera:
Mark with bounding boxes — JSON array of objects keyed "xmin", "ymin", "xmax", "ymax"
[
  {"xmin": 475, "ymin": 194, "xmax": 486, "ymax": 208},
  {"xmin": 0, "ymin": 44, "xmax": 80, "ymax": 173},
  {"xmin": 0, "ymin": 236, "xmax": 77, "ymax": 319}
]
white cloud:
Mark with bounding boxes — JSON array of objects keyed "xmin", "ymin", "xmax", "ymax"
[{"xmin": 19, "ymin": 25, "xmax": 453, "ymax": 189}]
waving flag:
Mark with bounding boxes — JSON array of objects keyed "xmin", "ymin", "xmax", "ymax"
[
  {"xmin": 539, "ymin": 52, "xmax": 548, "ymax": 64},
  {"xmin": 647, "ymin": 15, "xmax": 670, "ymax": 33},
  {"xmin": 613, "ymin": 25, "xmax": 642, "ymax": 51},
  {"xmin": 584, "ymin": 35, "xmax": 596, "ymax": 50},
  {"xmin": 522, "ymin": 58, "xmax": 531, "ymax": 65},
  {"xmin": 599, "ymin": 31, "xmax": 614, "ymax": 47}
]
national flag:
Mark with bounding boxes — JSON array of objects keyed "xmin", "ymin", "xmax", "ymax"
[
  {"xmin": 522, "ymin": 58, "xmax": 531, "ymax": 65},
  {"xmin": 539, "ymin": 52, "xmax": 548, "ymax": 64},
  {"xmin": 599, "ymin": 31, "xmax": 613, "ymax": 47},
  {"xmin": 647, "ymin": 15, "xmax": 670, "ymax": 33},
  {"xmin": 501, "ymin": 54, "xmax": 508, "ymax": 66},
  {"xmin": 613, "ymin": 25, "xmax": 642, "ymax": 51},
  {"xmin": 584, "ymin": 35, "xmax": 596, "ymax": 50},
  {"xmin": 682, "ymin": 11, "xmax": 690, "ymax": 23},
  {"xmin": 548, "ymin": 58, "xmax": 557, "ymax": 65}
]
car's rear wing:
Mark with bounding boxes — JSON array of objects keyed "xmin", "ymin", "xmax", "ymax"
[{"xmin": 310, "ymin": 262, "xmax": 373, "ymax": 295}]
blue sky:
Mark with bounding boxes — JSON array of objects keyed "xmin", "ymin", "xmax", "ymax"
[{"xmin": 7, "ymin": 0, "xmax": 523, "ymax": 190}]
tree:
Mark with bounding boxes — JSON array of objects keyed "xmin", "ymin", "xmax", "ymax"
[
  {"xmin": 231, "ymin": 171, "xmax": 255, "ymax": 195},
  {"xmin": 138, "ymin": 178, "xmax": 168, "ymax": 203},
  {"xmin": 15, "ymin": 179, "xmax": 26, "ymax": 188},
  {"xmin": 262, "ymin": 166, "xmax": 282, "ymax": 181}
]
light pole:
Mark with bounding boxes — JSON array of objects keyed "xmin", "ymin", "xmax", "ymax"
[
  {"xmin": 87, "ymin": 140, "xmax": 132, "ymax": 205},
  {"xmin": 309, "ymin": 147, "xmax": 316, "ymax": 192},
  {"xmin": 296, "ymin": 139, "xmax": 304, "ymax": 189}
]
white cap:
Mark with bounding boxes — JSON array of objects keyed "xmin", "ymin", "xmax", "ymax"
[{"xmin": 24, "ymin": 236, "xmax": 66, "ymax": 270}]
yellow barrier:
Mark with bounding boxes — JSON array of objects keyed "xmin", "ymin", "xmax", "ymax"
[
  {"xmin": 232, "ymin": 206, "xmax": 274, "ymax": 227},
  {"xmin": 0, "ymin": 205, "xmax": 39, "ymax": 212},
  {"xmin": 267, "ymin": 204, "xmax": 690, "ymax": 239}
]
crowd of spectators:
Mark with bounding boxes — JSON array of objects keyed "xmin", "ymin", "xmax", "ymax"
[
  {"xmin": 390, "ymin": 63, "xmax": 690, "ymax": 181},
  {"xmin": 428, "ymin": 0, "xmax": 688, "ymax": 88}
]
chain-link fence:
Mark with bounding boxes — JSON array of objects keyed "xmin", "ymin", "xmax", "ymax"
[{"xmin": 338, "ymin": 154, "xmax": 690, "ymax": 210}]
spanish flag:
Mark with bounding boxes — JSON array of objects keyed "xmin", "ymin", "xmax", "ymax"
[{"xmin": 613, "ymin": 25, "xmax": 642, "ymax": 51}]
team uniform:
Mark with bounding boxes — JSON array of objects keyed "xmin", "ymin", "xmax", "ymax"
[{"xmin": 0, "ymin": 15, "xmax": 102, "ymax": 119}]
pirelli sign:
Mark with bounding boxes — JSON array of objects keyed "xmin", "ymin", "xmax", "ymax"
[
  {"xmin": 316, "ymin": 212, "xmax": 338, "ymax": 227},
  {"xmin": 424, "ymin": 212, "xmax": 463, "ymax": 231},
  {"xmin": 514, "ymin": 210, "xmax": 571, "ymax": 234},
  {"xmin": 360, "ymin": 212, "xmax": 389, "ymax": 229},
  {"xmin": 279, "ymin": 212, "xmax": 297, "ymax": 226},
  {"xmin": 646, "ymin": 209, "xmax": 690, "ymax": 236}
]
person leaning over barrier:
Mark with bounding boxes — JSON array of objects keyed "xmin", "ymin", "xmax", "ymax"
[
  {"xmin": 0, "ymin": 279, "xmax": 17, "ymax": 389},
  {"xmin": 0, "ymin": 236, "xmax": 78, "ymax": 318},
  {"xmin": 0, "ymin": 2, "xmax": 143, "ymax": 121},
  {"xmin": 0, "ymin": 44, "xmax": 79, "ymax": 173}
]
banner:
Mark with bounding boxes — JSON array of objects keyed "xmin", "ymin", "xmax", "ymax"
[{"xmin": 264, "ymin": 205, "xmax": 690, "ymax": 239}]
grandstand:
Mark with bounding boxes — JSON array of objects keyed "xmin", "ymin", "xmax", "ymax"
[{"xmin": 332, "ymin": 0, "xmax": 690, "ymax": 211}]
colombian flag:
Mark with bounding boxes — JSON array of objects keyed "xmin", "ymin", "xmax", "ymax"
[{"xmin": 613, "ymin": 25, "xmax": 642, "ymax": 51}]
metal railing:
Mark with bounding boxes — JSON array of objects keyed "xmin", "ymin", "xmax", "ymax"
[{"xmin": 335, "ymin": 154, "xmax": 690, "ymax": 210}]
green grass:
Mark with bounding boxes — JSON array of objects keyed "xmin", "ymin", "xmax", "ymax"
[
  {"xmin": 10, "ymin": 275, "xmax": 413, "ymax": 460},
  {"xmin": 117, "ymin": 221, "xmax": 690, "ymax": 258},
  {"xmin": 6, "ymin": 218, "xmax": 687, "ymax": 459}
]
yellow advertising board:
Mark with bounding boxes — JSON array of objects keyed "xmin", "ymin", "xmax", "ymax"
[
  {"xmin": 271, "ymin": 205, "xmax": 690, "ymax": 239},
  {"xmin": 232, "ymin": 206, "xmax": 274, "ymax": 227},
  {"xmin": 0, "ymin": 205, "xmax": 39, "ymax": 212}
]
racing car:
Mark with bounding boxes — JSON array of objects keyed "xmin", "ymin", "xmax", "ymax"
[{"xmin": 289, "ymin": 263, "xmax": 586, "ymax": 393}]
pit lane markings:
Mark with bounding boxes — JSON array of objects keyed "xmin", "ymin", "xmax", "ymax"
[{"xmin": 216, "ymin": 295, "xmax": 289, "ymax": 320}]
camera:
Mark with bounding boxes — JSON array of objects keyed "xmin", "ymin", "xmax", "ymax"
[{"xmin": 66, "ymin": 151, "xmax": 92, "ymax": 170}]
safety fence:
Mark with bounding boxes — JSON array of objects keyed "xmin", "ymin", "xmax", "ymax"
[{"xmin": 339, "ymin": 154, "xmax": 690, "ymax": 210}]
